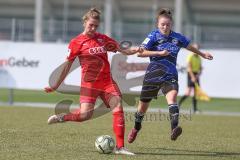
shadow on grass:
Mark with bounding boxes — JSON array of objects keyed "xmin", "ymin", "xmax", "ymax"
[{"xmin": 135, "ymin": 147, "xmax": 240, "ymax": 158}]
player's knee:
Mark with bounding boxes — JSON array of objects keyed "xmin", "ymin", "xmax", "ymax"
[
  {"xmin": 111, "ymin": 107, "xmax": 124, "ymax": 116},
  {"xmin": 80, "ymin": 111, "xmax": 93, "ymax": 121},
  {"xmin": 109, "ymin": 96, "xmax": 122, "ymax": 109}
]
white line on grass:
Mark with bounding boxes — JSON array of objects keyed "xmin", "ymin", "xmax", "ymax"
[{"xmin": 1, "ymin": 101, "xmax": 240, "ymax": 117}]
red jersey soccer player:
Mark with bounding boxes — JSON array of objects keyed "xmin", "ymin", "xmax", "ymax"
[{"xmin": 44, "ymin": 8, "xmax": 138, "ymax": 155}]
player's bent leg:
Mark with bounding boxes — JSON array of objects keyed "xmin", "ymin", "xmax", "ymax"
[
  {"xmin": 128, "ymin": 81, "xmax": 158, "ymax": 143},
  {"xmin": 64, "ymin": 103, "xmax": 94, "ymax": 122},
  {"xmin": 48, "ymin": 103, "xmax": 95, "ymax": 124},
  {"xmin": 128, "ymin": 100, "xmax": 150, "ymax": 143}
]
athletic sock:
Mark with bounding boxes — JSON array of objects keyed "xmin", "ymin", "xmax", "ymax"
[
  {"xmin": 113, "ymin": 110, "xmax": 125, "ymax": 148},
  {"xmin": 169, "ymin": 104, "xmax": 179, "ymax": 130},
  {"xmin": 178, "ymin": 95, "xmax": 188, "ymax": 106},
  {"xmin": 193, "ymin": 97, "xmax": 197, "ymax": 112},
  {"xmin": 134, "ymin": 112, "xmax": 145, "ymax": 131},
  {"xmin": 63, "ymin": 108, "xmax": 81, "ymax": 122}
]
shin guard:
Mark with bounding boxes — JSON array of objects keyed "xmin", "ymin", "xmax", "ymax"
[
  {"xmin": 169, "ymin": 104, "xmax": 179, "ymax": 130},
  {"xmin": 113, "ymin": 110, "xmax": 125, "ymax": 148}
]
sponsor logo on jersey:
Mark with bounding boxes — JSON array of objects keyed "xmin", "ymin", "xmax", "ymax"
[
  {"xmin": 157, "ymin": 39, "xmax": 165, "ymax": 44},
  {"xmin": 171, "ymin": 79, "xmax": 177, "ymax": 83},
  {"xmin": 172, "ymin": 39, "xmax": 178, "ymax": 45},
  {"xmin": 158, "ymin": 45, "xmax": 179, "ymax": 53},
  {"xmin": 142, "ymin": 38, "xmax": 150, "ymax": 44},
  {"xmin": 89, "ymin": 46, "xmax": 107, "ymax": 55}
]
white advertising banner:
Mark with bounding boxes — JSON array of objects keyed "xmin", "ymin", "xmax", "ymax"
[
  {"xmin": 0, "ymin": 41, "xmax": 240, "ymax": 98},
  {"xmin": 0, "ymin": 42, "xmax": 68, "ymax": 90},
  {"xmin": 177, "ymin": 49, "xmax": 240, "ymax": 98}
]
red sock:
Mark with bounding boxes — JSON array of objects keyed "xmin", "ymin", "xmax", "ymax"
[
  {"xmin": 113, "ymin": 110, "xmax": 125, "ymax": 148},
  {"xmin": 63, "ymin": 108, "xmax": 81, "ymax": 122}
]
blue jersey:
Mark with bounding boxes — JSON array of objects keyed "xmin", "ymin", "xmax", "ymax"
[{"xmin": 141, "ymin": 29, "xmax": 190, "ymax": 82}]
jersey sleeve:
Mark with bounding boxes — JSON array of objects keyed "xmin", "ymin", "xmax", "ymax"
[
  {"xmin": 102, "ymin": 34, "xmax": 119, "ymax": 52},
  {"xmin": 141, "ymin": 32, "xmax": 156, "ymax": 50},
  {"xmin": 66, "ymin": 40, "xmax": 81, "ymax": 61},
  {"xmin": 180, "ymin": 35, "xmax": 191, "ymax": 48}
]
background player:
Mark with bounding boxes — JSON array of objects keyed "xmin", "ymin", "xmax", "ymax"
[
  {"xmin": 178, "ymin": 43, "xmax": 202, "ymax": 113},
  {"xmin": 45, "ymin": 8, "xmax": 138, "ymax": 155},
  {"xmin": 127, "ymin": 8, "xmax": 213, "ymax": 143}
]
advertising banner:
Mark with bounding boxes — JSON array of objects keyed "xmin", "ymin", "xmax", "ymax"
[{"xmin": 0, "ymin": 42, "xmax": 239, "ymax": 98}]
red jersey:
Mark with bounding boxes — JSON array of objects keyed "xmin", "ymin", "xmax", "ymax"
[{"xmin": 67, "ymin": 32, "xmax": 119, "ymax": 82}]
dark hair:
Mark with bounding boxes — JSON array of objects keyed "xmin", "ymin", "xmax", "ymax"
[
  {"xmin": 82, "ymin": 7, "xmax": 101, "ymax": 23},
  {"xmin": 157, "ymin": 8, "xmax": 173, "ymax": 21}
]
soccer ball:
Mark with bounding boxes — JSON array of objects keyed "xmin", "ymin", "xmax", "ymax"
[{"xmin": 95, "ymin": 135, "xmax": 115, "ymax": 154}]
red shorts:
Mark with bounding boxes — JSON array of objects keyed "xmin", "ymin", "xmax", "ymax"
[{"xmin": 80, "ymin": 77, "xmax": 121, "ymax": 107}]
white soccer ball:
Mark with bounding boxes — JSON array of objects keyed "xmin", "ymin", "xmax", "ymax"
[{"xmin": 95, "ymin": 135, "xmax": 115, "ymax": 154}]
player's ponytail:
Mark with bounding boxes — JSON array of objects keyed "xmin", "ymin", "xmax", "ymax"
[{"xmin": 82, "ymin": 7, "xmax": 101, "ymax": 23}]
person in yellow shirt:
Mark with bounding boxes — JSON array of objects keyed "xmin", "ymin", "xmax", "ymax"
[{"xmin": 179, "ymin": 43, "xmax": 202, "ymax": 113}]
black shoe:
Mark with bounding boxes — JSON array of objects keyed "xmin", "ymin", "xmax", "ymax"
[{"xmin": 171, "ymin": 126, "xmax": 182, "ymax": 141}]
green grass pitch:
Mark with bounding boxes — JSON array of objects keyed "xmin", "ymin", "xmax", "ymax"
[{"xmin": 0, "ymin": 106, "xmax": 240, "ymax": 160}]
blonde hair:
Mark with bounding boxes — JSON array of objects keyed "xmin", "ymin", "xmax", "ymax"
[
  {"xmin": 157, "ymin": 8, "xmax": 173, "ymax": 21},
  {"xmin": 82, "ymin": 8, "xmax": 101, "ymax": 23}
]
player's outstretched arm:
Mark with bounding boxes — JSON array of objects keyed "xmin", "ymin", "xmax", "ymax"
[
  {"xmin": 137, "ymin": 48, "xmax": 169, "ymax": 57},
  {"xmin": 118, "ymin": 46, "xmax": 141, "ymax": 55},
  {"xmin": 44, "ymin": 60, "xmax": 73, "ymax": 93},
  {"xmin": 186, "ymin": 44, "xmax": 213, "ymax": 60}
]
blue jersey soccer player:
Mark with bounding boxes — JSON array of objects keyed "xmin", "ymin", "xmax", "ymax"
[{"xmin": 128, "ymin": 8, "xmax": 213, "ymax": 143}]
